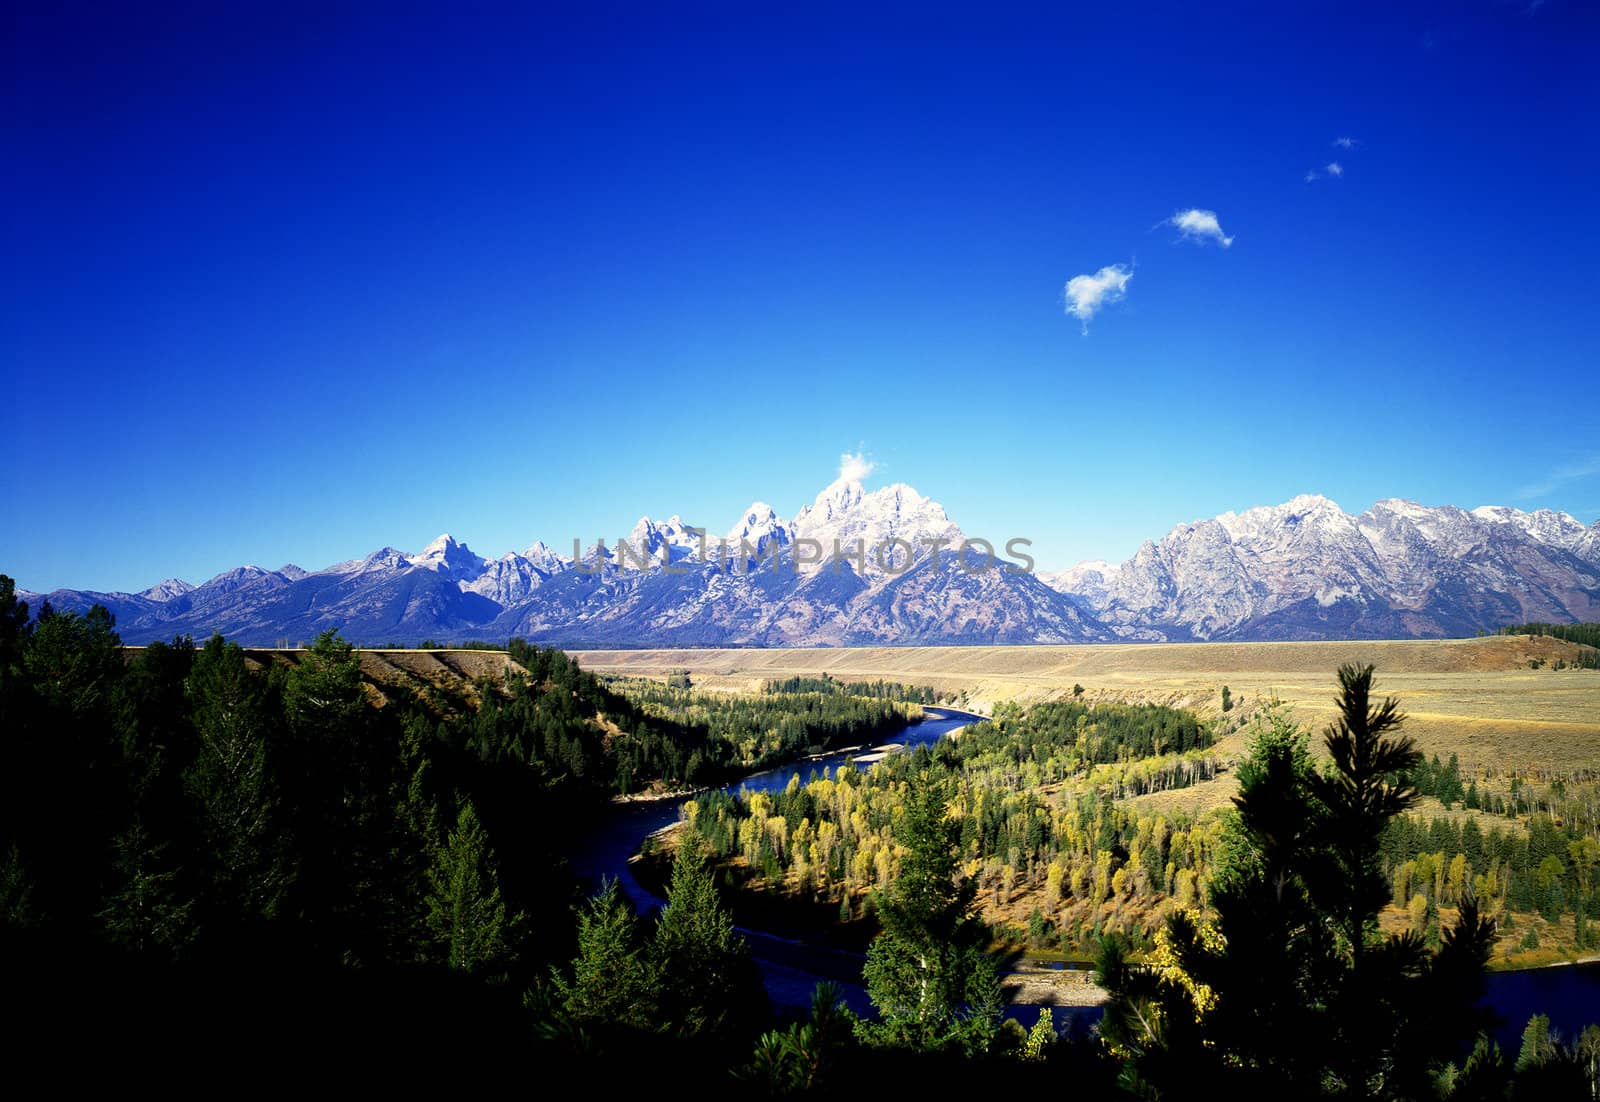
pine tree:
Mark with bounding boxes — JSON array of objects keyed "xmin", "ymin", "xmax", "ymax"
[
  {"xmin": 860, "ymin": 768, "xmax": 1000, "ymax": 1054},
  {"xmin": 557, "ymin": 877, "xmax": 657, "ymax": 1030},
  {"xmin": 1097, "ymin": 672, "xmax": 1496, "ymax": 1098},
  {"xmin": 0, "ymin": 844, "xmax": 36, "ymax": 928},
  {"xmin": 1309, "ymin": 663, "xmax": 1422, "ymax": 956},
  {"xmin": 98, "ymin": 819, "xmax": 195, "ymax": 959},
  {"xmin": 652, "ymin": 839, "xmax": 763, "ymax": 1040},
  {"xmin": 422, "ymin": 801, "xmax": 521, "ymax": 977},
  {"xmin": 185, "ymin": 634, "xmax": 286, "ymax": 922}
]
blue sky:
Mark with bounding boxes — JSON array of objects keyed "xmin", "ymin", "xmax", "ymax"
[{"xmin": 4, "ymin": 1, "xmax": 1598, "ymax": 592}]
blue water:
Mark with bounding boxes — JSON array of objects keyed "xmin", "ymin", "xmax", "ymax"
[{"xmin": 1483, "ymin": 960, "xmax": 1600, "ymax": 1050}]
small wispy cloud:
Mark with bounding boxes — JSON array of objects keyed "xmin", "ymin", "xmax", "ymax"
[
  {"xmin": 838, "ymin": 451, "xmax": 875, "ymax": 484},
  {"xmin": 1325, "ymin": 162, "xmax": 1344, "ymax": 177},
  {"xmin": 1305, "ymin": 170, "xmax": 1320, "ymax": 183},
  {"xmin": 1517, "ymin": 455, "xmax": 1600, "ymax": 499},
  {"xmin": 1165, "ymin": 208, "xmax": 1234, "ymax": 248},
  {"xmin": 1333, "ymin": 136, "xmax": 1358, "ymax": 150},
  {"xmin": 1063, "ymin": 263, "xmax": 1133, "ymax": 335}
]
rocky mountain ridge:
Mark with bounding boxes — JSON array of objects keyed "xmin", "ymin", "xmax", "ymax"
[{"xmin": 18, "ymin": 484, "xmax": 1598, "ymax": 646}]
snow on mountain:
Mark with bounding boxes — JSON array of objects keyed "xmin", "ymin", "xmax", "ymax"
[
  {"xmin": 24, "ymin": 482, "xmax": 1599, "ymax": 647},
  {"xmin": 140, "ymin": 578, "xmax": 195, "ymax": 602},
  {"xmin": 1039, "ymin": 561, "xmax": 1116, "ymax": 605},
  {"xmin": 464, "ymin": 541, "xmax": 571, "ymax": 605},
  {"xmin": 790, "ymin": 477, "xmax": 963, "ymax": 573},
  {"xmin": 1041, "ymin": 497, "xmax": 1600, "ymax": 640},
  {"xmin": 620, "ymin": 515, "xmax": 708, "ymax": 566},
  {"xmin": 725, "ymin": 502, "xmax": 793, "ymax": 559},
  {"xmin": 407, "ymin": 533, "xmax": 487, "ymax": 581}
]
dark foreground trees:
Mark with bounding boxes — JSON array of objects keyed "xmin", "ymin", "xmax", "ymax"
[
  {"xmin": 859, "ymin": 768, "xmax": 1001, "ymax": 1054},
  {"xmin": 1098, "ymin": 664, "xmax": 1499, "ymax": 1099},
  {"xmin": 547, "ymin": 841, "xmax": 766, "ymax": 1047}
]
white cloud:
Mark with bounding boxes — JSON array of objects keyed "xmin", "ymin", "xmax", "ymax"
[
  {"xmin": 1305, "ymin": 170, "xmax": 1319, "ymax": 183},
  {"xmin": 1333, "ymin": 136, "xmax": 1358, "ymax": 150},
  {"xmin": 838, "ymin": 451, "xmax": 875, "ymax": 484},
  {"xmin": 1517, "ymin": 455, "xmax": 1600, "ymax": 499},
  {"xmin": 1063, "ymin": 263, "xmax": 1133, "ymax": 335},
  {"xmin": 1326, "ymin": 161, "xmax": 1344, "ymax": 177},
  {"xmin": 1166, "ymin": 208, "xmax": 1234, "ymax": 248}
]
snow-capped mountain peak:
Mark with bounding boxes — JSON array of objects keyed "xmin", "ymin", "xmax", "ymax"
[
  {"xmin": 520, "ymin": 540, "xmax": 568, "ymax": 573},
  {"xmin": 801, "ymin": 475, "xmax": 866, "ymax": 522},
  {"xmin": 790, "ymin": 477, "xmax": 963, "ymax": 571},
  {"xmin": 29, "ymin": 481, "xmax": 1597, "ymax": 648},
  {"xmin": 140, "ymin": 578, "xmax": 195, "ymax": 602},
  {"xmin": 408, "ymin": 533, "xmax": 486, "ymax": 580},
  {"xmin": 1470, "ymin": 505, "xmax": 1588, "ymax": 549},
  {"xmin": 616, "ymin": 514, "xmax": 706, "ymax": 566},
  {"xmin": 1042, "ymin": 494, "xmax": 1600, "ymax": 640},
  {"xmin": 725, "ymin": 502, "xmax": 792, "ymax": 556}
]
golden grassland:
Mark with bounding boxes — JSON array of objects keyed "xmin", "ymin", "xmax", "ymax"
[
  {"xmin": 238, "ymin": 647, "xmax": 524, "ymax": 713},
  {"xmin": 574, "ymin": 636, "xmax": 1600, "ymax": 783}
]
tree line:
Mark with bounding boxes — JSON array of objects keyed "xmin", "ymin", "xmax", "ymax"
[
  {"xmin": 1495, "ymin": 621, "xmax": 1600, "ymax": 668},
  {"xmin": 763, "ymin": 674, "xmax": 948, "ymax": 704},
  {"xmin": 607, "ymin": 677, "xmax": 921, "ymax": 789}
]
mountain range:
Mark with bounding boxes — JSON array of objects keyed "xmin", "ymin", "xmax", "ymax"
[{"xmin": 17, "ymin": 479, "xmax": 1600, "ymax": 647}]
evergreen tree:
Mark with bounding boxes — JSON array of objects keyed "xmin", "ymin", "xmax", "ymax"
[
  {"xmin": 651, "ymin": 839, "xmax": 764, "ymax": 1040},
  {"xmin": 557, "ymin": 877, "xmax": 657, "ymax": 1030},
  {"xmin": 423, "ymin": 801, "xmax": 522, "ymax": 977},
  {"xmin": 0, "ymin": 844, "xmax": 36, "ymax": 929},
  {"xmin": 185, "ymin": 635, "xmax": 286, "ymax": 922},
  {"xmin": 1097, "ymin": 670, "xmax": 1496, "ymax": 1098},
  {"xmin": 98, "ymin": 819, "xmax": 195, "ymax": 959},
  {"xmin": 860, "ymin": 769, "xmax": 1000, "ymax": 1054},
  {"xmin": 1309, "ymin": 663, "xmax": 1422, "ymax": 956}
]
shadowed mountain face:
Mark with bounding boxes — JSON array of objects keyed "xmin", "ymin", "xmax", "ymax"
[{"xmin": 20, "ymin": 486, "xmax": 1600, "ymax": 646}]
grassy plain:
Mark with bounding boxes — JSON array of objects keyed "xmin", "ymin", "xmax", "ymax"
[{"xmin": 572, "ymin": 636, "xmax": 1600, "ymax": 783}]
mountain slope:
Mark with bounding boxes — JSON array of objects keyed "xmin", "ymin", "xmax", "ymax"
[
  {"xmin": 18, "ymin": 487, "xmax": 1598, "ymax": 646},
  {"xmin": 1038, "ymin": 495, "xmax": 1600, "ymax": 641}
]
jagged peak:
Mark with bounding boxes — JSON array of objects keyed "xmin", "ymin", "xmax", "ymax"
[{"xmin": 140, "ymin": 577, "xmax": 195, "ymax": 601}]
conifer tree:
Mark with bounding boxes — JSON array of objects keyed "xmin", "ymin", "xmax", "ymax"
[
  {"xmin": 557, "ymin": 877, "xmax": 657, "ymax": 1030},
  {"xmin": 185, "ymin": 634, "xmax": 285, "ymax": 921},
  {"xmin": 98, "ymin": 819, "xmax": 195, "ymax": 959},
  {"xmin": 1097, "ymin": 670, "xmax": 1497, "ymax": 1098},
  {"xmin": 652, "ymin": 839, "xmax": 763, "ymax": 1039},
  {"xmin": 860, "ymin": 768, "xmax": 1000, "ymax": 1054},
  {"xmin": 423, "ymin": 801, "xmax": 521, "ymax": 977}
]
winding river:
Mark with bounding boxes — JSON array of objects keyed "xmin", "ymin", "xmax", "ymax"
[{"xmin": 567, "ymin": 707, "xmax": 1600, "ymax": 1042}]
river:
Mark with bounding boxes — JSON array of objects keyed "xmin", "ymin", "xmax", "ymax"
[{"xmin": 567, "ymin": 707, "xmax": 1599, "ymax": 1043}]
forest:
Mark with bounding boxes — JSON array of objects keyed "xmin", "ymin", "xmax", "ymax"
[
  {"xmin": 600, "ymin": 675, "xmax": 922, "ymax": 788},
  {"xmin": 0, "ymin": 578, "xmax": 914, "ymax": 1069},
  {"xmin": 2, "ymin": 575, "xmax": 1595, "ymax": 1092}
]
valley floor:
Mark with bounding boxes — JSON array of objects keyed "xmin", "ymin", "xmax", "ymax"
[{"xmin": 572, "ymin": 636, "xmax": 1600, "ymax": 786}]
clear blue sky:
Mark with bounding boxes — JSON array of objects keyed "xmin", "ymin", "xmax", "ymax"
[{"xmin": 4, "ymin": 1, "xmax": 1597, "ymax": 592}]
